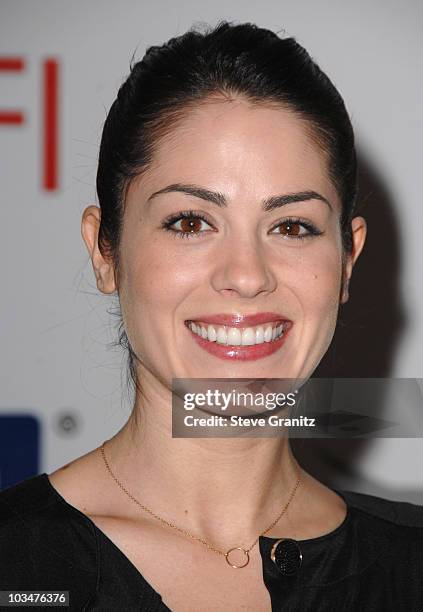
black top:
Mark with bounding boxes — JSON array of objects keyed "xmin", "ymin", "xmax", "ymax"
[{"xmin": 1, "ymin": 474, "xmax": 423, "ymax": 611}]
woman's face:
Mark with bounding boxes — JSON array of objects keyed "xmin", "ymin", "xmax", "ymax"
[{"xmin": 97, "ymin": 99, "xmax": 365, "ymax": 385}]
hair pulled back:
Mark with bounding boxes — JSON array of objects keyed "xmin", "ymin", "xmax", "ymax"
[{"xmin": 95, "ymin": 20, "xmax": 358, "ymax": 393}]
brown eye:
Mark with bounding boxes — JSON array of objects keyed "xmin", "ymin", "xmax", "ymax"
[
  {"xmin": 179, "ymin": 216, "xmax": 203, "ymax": 233},
  {"xmin": 164, "ymin": 213, "xmax": 214, "ymax": 238},
  {"xmin": 277, "ymin": 221, "xmax": 302, "ymax": 236},
  {"xmin": 270, "ymin": 219, "xmax": 321, "ymax": 240}
]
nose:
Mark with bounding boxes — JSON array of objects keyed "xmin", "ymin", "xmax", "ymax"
[{"xmin": 210, "ymin": 234, "xmax": 277, "ymax": 299}]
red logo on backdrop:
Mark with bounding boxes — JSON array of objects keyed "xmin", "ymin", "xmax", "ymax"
[{"xmin": 0, "ymin": 56, "xmax": 59, "ymax": 191}]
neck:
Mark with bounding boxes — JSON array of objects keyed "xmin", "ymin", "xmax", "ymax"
[{"xmin": 105, "ymin": 376, "xmax": 302, "ymax": 547}]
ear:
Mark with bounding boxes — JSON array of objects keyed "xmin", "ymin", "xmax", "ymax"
[
  {"xmin": 81, "ymin": 205, "xmax": 117, "ymax": 294},
  {"xmin": 340, "ymin": 216, "xmax": 367, "ymax": 304}
]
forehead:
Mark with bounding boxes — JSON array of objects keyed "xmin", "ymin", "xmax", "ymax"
[{"xmin": 132, "ymin": 97, "xmax": 339, "ymax": 208}]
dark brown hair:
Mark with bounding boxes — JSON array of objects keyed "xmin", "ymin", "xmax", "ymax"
[{"xmin": 96, "ymin": 20, "xmax": 358, "ymax": 392}]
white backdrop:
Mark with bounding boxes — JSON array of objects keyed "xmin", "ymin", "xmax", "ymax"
[{"xmin": 1, "ymin": 0, "xmax": 422, "ymax": 499}]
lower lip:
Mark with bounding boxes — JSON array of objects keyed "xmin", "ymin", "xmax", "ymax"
[{"xmin": 185, "ymin": 322, "xmax": 292, "ymax": 362}]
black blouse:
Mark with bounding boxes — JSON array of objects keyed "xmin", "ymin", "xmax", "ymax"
[{"xmin": 1, "ymin": 473, "xmax": 423, "ymax": 611}]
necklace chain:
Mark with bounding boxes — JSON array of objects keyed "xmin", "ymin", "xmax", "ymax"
[{"xmin": 99, "ymin": 441, "xmax": 301, "ymax": 568}]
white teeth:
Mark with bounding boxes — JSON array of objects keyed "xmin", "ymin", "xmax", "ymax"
[
  {"xmin": 264, "ymin": 325, "xmax": 273, "ymax": 342},
  {"xmin": 188, "ymin": 321, "xmax": 287, "ymax": 346},
  {"xmin": 207, "ymin": 325, "xmax": 217, "ymax": 342},
  {"xmin": 241, "ymin": 327, "xmax": 255, "ymax": 346},
  {"xmin": 227, "ymin": 328, "xmax": 242, "ymax": 345},
  {"xmin": 255, "ymin": 326, "xmax": 264, "ymax": 344},
  {"xmin": 216, "ymin": 327, "xmax": 227, "ymax": 344}
]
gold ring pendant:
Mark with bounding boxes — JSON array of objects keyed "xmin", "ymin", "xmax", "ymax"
[{"xmin": 225, "ymin": 547, "xmax": 250, "ymax": 568}]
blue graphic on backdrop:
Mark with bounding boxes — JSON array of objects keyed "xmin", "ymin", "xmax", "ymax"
[{"xmin": 0, "ymin": 414, "xmax": 40, "ymax": 490}]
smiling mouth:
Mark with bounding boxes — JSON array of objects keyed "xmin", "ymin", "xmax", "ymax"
[{"xmin": 185, "ymin": 320, "xmax": 290, "ymax": 346}]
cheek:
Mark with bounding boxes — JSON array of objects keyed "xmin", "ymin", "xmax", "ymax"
[
  {"xmin": 119, "ymin": 236, "xmax": 202, "ymax": 320},
  {"xmin": 290, "ymin": 243, "xmax": 343, "ymax": 323},
  {"xmin": 286, "ymin": 243, "xmax": 343, "ymax": 375}
]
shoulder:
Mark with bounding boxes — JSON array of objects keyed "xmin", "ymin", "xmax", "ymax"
[
  {"xmin": 0, "ymin": 472, "xmax": 96, "ymax": 541},
  {"xmin": 337, "ymin": 489, "xmax": 423, "ymax": 601},
  {"xmin": 0, "ymin": 474, "xmax": 98, "ymax": 599},
  {"xmin": 339, "ymin": 488, "xmax": 423, "ymax": 529},
  {"xmin": 338, "ymin": 487, "xmax": 423, "ymax": 566}
]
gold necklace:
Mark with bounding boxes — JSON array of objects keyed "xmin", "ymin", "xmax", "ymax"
[{"xmin": 99, "ymin": 441, "xmax": 301, "ymax": 569}]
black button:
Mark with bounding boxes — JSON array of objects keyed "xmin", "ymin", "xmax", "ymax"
[{"xmin": 270, "ymin": 538, "xmax": 303, "ymax": 576}]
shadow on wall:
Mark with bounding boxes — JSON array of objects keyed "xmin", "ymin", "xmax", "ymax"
[
  {"xmin": 291, "ymin": 150, "xmax": 423, "ymax": 504},
  {"xmin": 316, "ymin": 150, "xmax": 405, "ymax": 378}
]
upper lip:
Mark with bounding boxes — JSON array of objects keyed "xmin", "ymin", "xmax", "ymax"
[{"xmin": 185, "ymin": 312, "xmax": 292, "ymax": 328}]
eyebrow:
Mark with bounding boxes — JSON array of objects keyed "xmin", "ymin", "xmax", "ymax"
[{"xmin": 146, "ymin": 183, "xmax": 332, "ymax": 212}]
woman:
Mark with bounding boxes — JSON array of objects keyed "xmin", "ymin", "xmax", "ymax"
[{"xmin": 1, "ymin": 21, "xmax": 423, "ymax": 611}]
